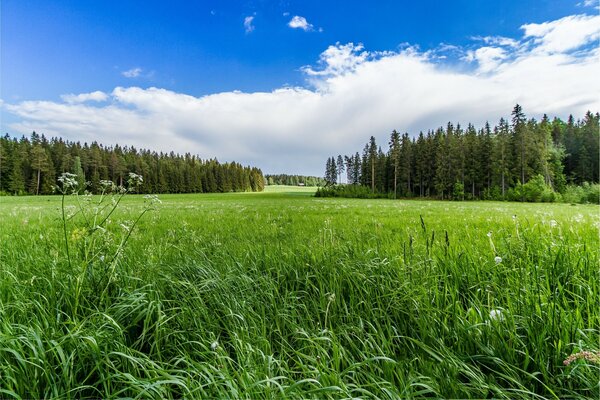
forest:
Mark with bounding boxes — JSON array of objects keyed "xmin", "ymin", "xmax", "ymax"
[
  {"xmin": 0, "ymin": 133, "xmax": 265, "ymax": 195},
  {"xmin": 265, "ymin": 174, "xmax": 325, "ymax": 186},
  {"xmin": 322, "ymin": 106, "xmax": 599, "ymax": 201}
]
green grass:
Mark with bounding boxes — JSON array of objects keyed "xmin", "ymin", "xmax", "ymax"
[{"xmin": 0, "ymin": 191, "xmax": 598, "ymax": 399}]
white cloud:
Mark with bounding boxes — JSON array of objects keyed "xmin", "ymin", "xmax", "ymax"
[
  {"xmin": 302, "ymin": 43, "xmax": 369, "ymax": 78},
  {"xmin": 4, "ymin": 13, "xmax": 599, "ymax": 176},
  {"xmin": 521, "ymin": 14, "xmax": 600, "ymax": 53},
  {"xmin": 244, "ymin": 15, "xmax": 255, "ymax": 34},
  {"xmin": 60, "ymin": 91, "xmax": 108, "ymax": 103},
  {"xmin": 472, "ymin": 35, "xmax": 520, "ymax": 48},
  {"xmin": 465, "ymin": 46, "xmax": 508, "ymax": 73},
  {"xmin": 577, "ymin": 0, "xmax": 598, "ymax": 8},
  {"xmin": 288, "ymin": 15, "xmax": 313, "ymax": 31},
  {"xmin": 122, "ymin": 67, "xmax": 142, "ymax": 78}
]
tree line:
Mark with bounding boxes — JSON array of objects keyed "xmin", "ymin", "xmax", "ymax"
[
  {"xmin": 265, "ymin": 174, "xmax": 325, "ymax": 186},
  {"xmin": 323, "ymin": 106, "xmax": 599, "ymax": 201},
  {"xmin": 0, "ymin": 132, "xmax": 265, "ymax": 195}
]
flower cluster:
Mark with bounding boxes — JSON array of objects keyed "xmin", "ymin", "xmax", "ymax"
[
  {"xmin": 57, "ymin": 172, "xmax": 78, "ymax": 193},
  {"xmin": 563, "ymin": 350, "xmax": 600, "ymax": 366},
  {"xmin": 127, "ymin": 172, "xmax": 144, "ymax": 188}
]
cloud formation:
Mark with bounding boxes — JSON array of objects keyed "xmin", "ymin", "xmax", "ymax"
[
  {"xmin": 288, "ymin": 16, "xmax": 313, "ymax": 31},
  {"xmin": 244, "ymin": 15, "xmax": 255, "ymax": 34},
  {"xmin": 4, "ymin": 13, "xmax": 599, "ymax": 175},
  {"xmin": 122, "ymin": 67, "xmax": 143, "ymax": 78},
  {"xmin": 60, "ymin": 91, "xmax": 108, "ymax": 104}
]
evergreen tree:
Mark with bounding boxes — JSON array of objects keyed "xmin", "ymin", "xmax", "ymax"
[
  {"xmin": 336, "ymin": 155, "xmax": 345, "ymax": 184},
  {"xmin": 389, "ymin": 130, "xmax": 401, "ymax": 198}
]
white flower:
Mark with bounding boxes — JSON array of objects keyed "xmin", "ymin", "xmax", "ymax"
[
  {"xmin": 494, "ymin": 256, "xmax": 502, "ymax": 264},
  {"xmin": 211, "ymin": 341, "xmax": 219, "ymax": 351},
  {"xmin": 549, "ymin": 220, "xmax": 557, "ymax": 227},
  {"xmin": 57, "ymin": 172, "xmax": 78, "ymax": 192},
  {"xmin": 127, "ymin": 172, "xmax": 143, "ymax": 187},
  {"xmin": 487, "ymin": 231, "xmax": 492, "ymax": 238},
  {"xmin": 489, "ymin": 309, "xmax": 504, "ymax": 321}
]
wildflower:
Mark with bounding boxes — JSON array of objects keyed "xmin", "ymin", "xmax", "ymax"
[
  {"xmin": 494, "ymin": 256, "xmax": 502, "ymax": 264},
  {"xmin": 489, "ymin": 309, "xmax": 504, "ymax": 321},
  {"xmin": 127, "ymin": 172, "xmax": 143, "ymax": 187},
  {"xmin": 549, "ymin": 220, "xmax": 557, "ymax": 227},
  {"xmin": 58, "ymin": 172, "xmax": 78, "ymax": 191},
  {"xmin": 144, "ymin": 194, "xmax": 162, "ymax": 207},
  {"xmin": 71, "ymin": 228, "xmax": 87, "ymax": 242},
  {"xmin": 563, "ymin": 350, "xmax": 600, "ymax": 366},
  {"xmin": 99, "ymin": 180, "xmax": 116, "ymax": 192},
  {"xmin": 211, "ymin": 341, "xmax": 219, "ymax": 351},
  {"xmin": 487, "ymin": 231, "xmax": 492, "ymax": 238}
]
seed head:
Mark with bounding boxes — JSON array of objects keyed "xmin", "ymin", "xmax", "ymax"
[
  {"xmin": 211, "ymin": 341, "xmax": 219, "ymax": 351},
  {"xmin": 494, "ymin": 256, "xmax": 502, "ymax": 264},
  {"xmin": 489, "ymin": 309, "xmax": 504, "ymax": 321},
  {"xmin": 563, "ymin": 350, "xmax": 600, "ymax": 365}
]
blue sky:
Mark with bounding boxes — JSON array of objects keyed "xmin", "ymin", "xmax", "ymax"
[{"xmin": 2, "ymin": 1, "xmax": 599, "ymax": 175}]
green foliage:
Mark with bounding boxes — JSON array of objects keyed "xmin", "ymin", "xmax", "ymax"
[
  {"xmin": 315, "ymin": 184, "xmax": 388, "ymax": 198},
  {"xmin": 323, "ymin": 107, "xmax": 598, "ymax": 202},
  {"xmin": 563, "ymin": 183, "xmax": 600, "ymax": 204},
  {"xmin": 0, "ymin": 133, "xmax": 265, "ymax": 195},
  {"xmin": 452, "ymin": 181, "xmax": 464, "ymax": 201},
  {"xmin": 265, "ymin": 174, "xmax": 325, "ymax": 186}
]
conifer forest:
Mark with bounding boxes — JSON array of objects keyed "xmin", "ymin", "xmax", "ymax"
[{"xmin": 322, "ymin": 106, "xmax": 599, "ymax": 202}]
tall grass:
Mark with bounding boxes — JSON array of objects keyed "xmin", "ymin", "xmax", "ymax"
[{"xmin": 0, "ymin": 188, "xmax": 598, "ymax": 398}]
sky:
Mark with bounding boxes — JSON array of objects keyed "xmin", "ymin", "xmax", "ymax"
[{"xmin": 1, "ymin": 0, "xmax": 599, "ymax": 176}]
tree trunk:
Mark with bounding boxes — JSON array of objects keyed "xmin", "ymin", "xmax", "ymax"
[
  {"xmin": 394, "ymin": 165, "xmax": 397, "ymax": 199},
  {"xmin": 36, "ymin": 168, "xmax": 41, "ymax": 195},
  {"xmin": 371, "ymin": 160, "xmax": 375, "ymax": 193}
]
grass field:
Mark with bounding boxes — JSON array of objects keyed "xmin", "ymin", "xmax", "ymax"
[{"xmin": 1, "ymin": 186, "xmax": 598, "ymax": 399}]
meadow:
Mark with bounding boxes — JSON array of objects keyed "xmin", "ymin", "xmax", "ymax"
[{"xmin": 0, "ymin": 185, "xmax": 598, "ymax": 399}]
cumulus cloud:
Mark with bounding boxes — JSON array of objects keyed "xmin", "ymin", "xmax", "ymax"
[
  {"xmin": 60, "ymin": 91, "xmax": 108, "ymax": 103},
  {"xmin": 244, "ymin": 15, "xmax": 255, "ymax": 34},
  {"xmin": 4, "ymin": 13, "xmax": 599, "ymax": 175},
  {"xmin": 122, "ymin": 67, "xmax": 143, "ymax": 78},
  {"xmin": 521, "ymin": 14, "xmax": 600, "ymax": 53},
  {"xmin": 288, "ymin": 15, "xmax": 313, "ymax": 31}
]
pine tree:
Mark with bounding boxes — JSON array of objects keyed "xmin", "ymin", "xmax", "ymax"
[
  {"xmin": 389, "ymin": 130, "xmax": 401, "ymax": 198},
  {"xmin": 368, "ymin": 136, "xmax": 377, "ymax": 193},
  {"xmin": 511, "ymin": 104, "xmax": 527, "ymax": 186},
  {"xmin": 30, "ymin": 144, "xmax": 52, "ymax": 195},
  {"xmin": 336, "ymin": 155, "xmax": 345, "ymax": 184},
  {"xmin": 72, "ymin": 156, "xmax": 86, "ymax": 192}
]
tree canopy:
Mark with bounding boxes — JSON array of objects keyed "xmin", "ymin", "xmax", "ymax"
[
  {"xmin": 322, "ymin": 106, "xmax": 599, "ymax": 201},
  {"xmin": 0, "ymin": 134, "xmax": 265, "ymax": 195}
]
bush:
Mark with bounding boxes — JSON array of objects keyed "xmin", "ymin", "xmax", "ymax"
[
  {"xmin": 562, "ymin": 183, "xmax": 600, "ymax": 204},
  {"xmin": 315, "ymin": 185, "xmax": 388, "ymax": 199},
  {"xmin": 452, "ymin": 182, "xmax": 465, "ymax": 201}
]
